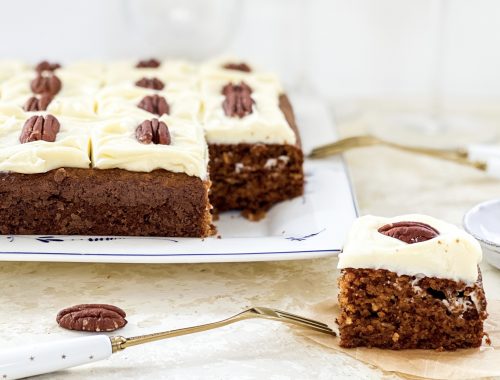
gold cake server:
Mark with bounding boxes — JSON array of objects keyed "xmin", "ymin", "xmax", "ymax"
[{"xmin": 309, "ymin": 134, "xmax": 490, "ymax": 172}]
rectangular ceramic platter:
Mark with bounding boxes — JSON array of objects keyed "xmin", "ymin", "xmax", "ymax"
[{"xmin": 0, "ymin": 94, "xmax": 358, "ymax": 263}]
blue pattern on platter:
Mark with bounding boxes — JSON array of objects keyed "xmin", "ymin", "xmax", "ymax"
[
  {"xmin": 285, "ymin": 229, "xmax": 326, "ymax": 242},
  {"xmin": 5, "ymin": 235, "xmax": 179, "ymax": 244}
]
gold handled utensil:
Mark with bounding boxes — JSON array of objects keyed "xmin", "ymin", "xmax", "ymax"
[
  {"xmin": 0, "ymin": 307, "xmax": 335, "ymax": 379},
  {"xmin": 309, "ymin": 134, "xmax": 487, "ymax": 171},
  {"xmin": 110, "ymin": 306, "xmax": 335, "ymax": 352}
]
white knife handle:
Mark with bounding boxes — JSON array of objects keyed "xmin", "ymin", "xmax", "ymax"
[
  {"xmin": 467, "ymin": 144, "xmax": 500, "ymax": 162},
  {"xmin": 0, "ymin": 335, "xmax": 112, "ymax": 380},
  {"xmin": 486, "ymin": 157, "xmax": 500, "ymax": 179}
]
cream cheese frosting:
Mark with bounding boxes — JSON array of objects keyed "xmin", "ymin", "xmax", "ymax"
[
  {"xmin": 0, "ymin": 70, "xmax": 101, "ymax": 100},
  {"xmin": 201, "ymin": 78, "xmax": 296, "ymax": 145},
  {"xmin": 200, "ymin": 56, "xmax": 282, "ymax": 92},
  {"xmin": 1, "ymin": 96, "xmax": 97, "ymax": 119},
  {"xmin": 91, "ymin": 114, "xmax": 208, "ymax": 179},
  {"xmin": 103, "ymin": 59, "xmax": 197, "ymax": 88},
  {"xmin": 0, "ymin": 115, "xmax": 91, "ymax": 174},
  {"xmin": 95, "ymin": 84, "xmax": 200, "ymax": 120},
  {"xmin": 0, "ymin": 58, "xmax": 294, "ymax": 176},
  {"xmin": 338, "ymin": 214, "xmax": 483, "ymax": 284}
]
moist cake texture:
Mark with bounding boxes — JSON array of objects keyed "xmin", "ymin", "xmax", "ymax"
[
  {"xmin": 0, "ymin": 57, "xmax": 303, "ymax": 235},
  {"xmin": 337, "ymin": 214, "xmax": 487, "ymax": 350},
  {"xmin": 0, "ymin": 168, "xmax": 213, "ymax": 237},
  {"xmin": 201, "ymin": 60, "xmax": 304, "ymax": 218}
]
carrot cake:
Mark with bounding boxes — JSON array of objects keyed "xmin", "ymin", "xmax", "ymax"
[{"xmin": 337, "ymin": 214, "xmax": 487, "ymax": 350}]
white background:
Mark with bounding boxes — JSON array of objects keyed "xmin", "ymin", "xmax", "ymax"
[{"xmin": 0, "ymin": 0, "xmax": 499, "ymax": 103}]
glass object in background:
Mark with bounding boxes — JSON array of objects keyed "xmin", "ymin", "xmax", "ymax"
[
  {"xmin": 124, "ymin": 0, "xmax": 240, "ymax": 60},
  {"xmin": 374, "ymin": 0, "xmax": 496, "ymax": 147}
]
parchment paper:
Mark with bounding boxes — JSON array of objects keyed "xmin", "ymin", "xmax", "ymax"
[{"xmin": 297, "ymin": 299, "xmax": 500, "ymax": 379}]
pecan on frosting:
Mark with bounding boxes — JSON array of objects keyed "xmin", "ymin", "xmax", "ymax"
[
  {"xmin": 136, "ymin": 118, "xmax": 171, "ymax": 145},
  {"xmin": 221, "ymin": 81, "xmax": 254, "ymax": 118},
  {"xmin": 30, "ymin": 73, "xmax": 62, "ymax": 96},
  {"xmin": 135, "ymin": 77, "xmax": 165, "ymax": 90},
  {"xmin": 35, "ymin": 60, "xmax": 61, "ymax": 73},
  {"xmin": 23, "ymin": 94, "xmax": 53, "ymax": 112},
  {"xmin": 223, "ymin": 62, "xmax": 251, "ymax": 72},
  {"xmin": 378, "ymin": 221, "xmax": 439, "ymax": 244},
  {"xmin": 20, "ymin": 115, "xmax": 60, "ymax": 143},
  {"xmin": 136, "ymin": 58, "xmax": 161, "ymax": 68},
  {"xmin": 138, "ymin": 94, "xmax": 170, "ymax": 116}
]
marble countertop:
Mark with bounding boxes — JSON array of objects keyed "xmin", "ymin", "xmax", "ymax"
[{"xmin": 1, "ymin": 101, "xmax": 500, "ymax": 379}]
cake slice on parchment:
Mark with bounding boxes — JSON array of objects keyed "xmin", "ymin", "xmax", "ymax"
[{"xmin": 337, "ymin": 214, "xmax": 487, "ymax": 350}]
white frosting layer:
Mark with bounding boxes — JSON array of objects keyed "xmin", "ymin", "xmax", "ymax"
[
  {"xmin": 0, "ymin": 70, "xmax": 101, "ymax": 100},
  {"xmin": 103, "ymin": 59, "xmax": 197, "ymax": 88},
  {"xmin": 0, "ymin": 115, "xmax": 91, "ymax": 174},
  {"xmin": 0, "ymin": 58, "xmax": 291, "ymax": 176},
  {"xmin": 95, "ymin": 84, "xmax": 200, "ymax": 120},
  {"xmin": 1, "ymin": 96, "xmax": 97, "ymax": 119},
  {"xmin": 91, "ymin": 114, "xmax": 208, "ymax": 179},
  {"xmin": 201, "ymin": 78, "xmax": 296, "ymax": 145},
  {"xmin": 0, "ymin": 60, "xmax": 29, "ymax": 84},
  {"xmin": 200, "ymin": 56, "xmax": 282, "ymax": 92},
  {"xmin": 338, "ymin": 214, "xmax": 483, "ymax": 283}
]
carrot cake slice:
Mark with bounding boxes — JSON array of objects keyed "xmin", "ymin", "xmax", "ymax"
[
  {"xmin": 337, "ymin": 214, "xmax": 487, "ymax": 350},
  {"xmin": 200, "ymin": 60, "xmax": 303, "ymax": 220}
]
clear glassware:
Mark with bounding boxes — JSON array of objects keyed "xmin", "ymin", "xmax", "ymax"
[{"xmin": 124, "ymin": 0, "xmax": 240, "ymax": 60}]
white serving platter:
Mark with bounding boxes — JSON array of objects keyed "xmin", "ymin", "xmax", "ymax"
[{"xmin": 0, "ymin": 94, "xmax": 358, "ymax": 263}]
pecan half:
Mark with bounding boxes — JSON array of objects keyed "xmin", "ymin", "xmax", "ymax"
[
  {"xmin": 56, "ymin": 304, "xmax": 127, "ymax": 332},
  {"xmin": 30, "ymin": 74, "xmax": 62, "ymax": 96},
  {"xmin": 378, "ymin": 221, "xmax": 439, "ymax": 244},
  {"xmin": 136, "ymin": 118, "xmax": 171, "ymax": 145},
  {"xmin": 135, "ymin": 77, "xmax": 165, "ymax": 90},
  {"xmin": 19, "ymin": 115, "xmax": 60, "ymax": 143},
  {"xmin": 23, "ymin": 94, "xmax": 53, "ymax": 111},
  {"xmin": 222, "ymin": 82, "xmax": 254, "ymax": 118},
  {"xmin": 136, "ymin": 58, "xmax": 161, "ymax": 68},
  {"xmin": 137, "ymin": 94, "xmax": 170, "ymax": 116},
  {"xmin": 35, "ymin": 60, "xmax": 61, "ymax": 73},
  {"xmin": 223, "ymin": 62, "xmax": 251, "ymax": 72}
]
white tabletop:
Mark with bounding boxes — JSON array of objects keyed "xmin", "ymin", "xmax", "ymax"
[{"xmin": 1, "ymin": 100, "xmax": 499, "ymax": 379}]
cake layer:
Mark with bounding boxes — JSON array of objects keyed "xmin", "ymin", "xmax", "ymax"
[
  {"xmin": 338, "ymin": 214, "xmax": 483, "ymax": 283},
  {"xmin": 0, "ymin": 168, "xmax": 213, "ymax": 237},
  {"xmin": 208, "ymin": 94, "xmax": 303, "ymax": 217},
  {"xmin": 0, "ymin": 57, "xmax": 304, "ymax": 234},
  {"xmin": 337, "ymin": 268, "xmax": 488, "ymax": 350}
]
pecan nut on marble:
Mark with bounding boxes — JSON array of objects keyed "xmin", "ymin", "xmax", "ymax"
[
  {"xmin": 378, "ymin": 221, "xmax": 439, "ymax": 244},
  {"xmin": 30, "ymin": 73, "xmax": 62, "ymax": 96},
  {"xmin": 137, "ymin": 94, "xmax": 170, "ymax": 116},
  {"xmin": 23, "ymin": 94, "xmax": 53, "ymax": 111},
  {"xmin": 35, "ymin": 60, "xmax": 61, "ymax": 73},
  {"xmin": 136, "ymin": 118, "xmax": 171, "ymax": 145},
  {"xmin": 19, "ymin": 115, "xmax": 60, "ymax": 143},
  {"xmin": 56, "ymin": 304, "xmax": 127, "ymax": 332},
  {"xmin": 222, "ymin": 81, "xmax": 254, "ymax": 118},
  {"xmin": 136, "ymin": 58, "xmax": 161, "ymax": 68},
  {"xmin": 135, "ymin": 77, "xmax": 165, "ymax": 90},
  {"xmin": 223, "ymin": 62, "xmax": 252, "ymax": 72}
]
